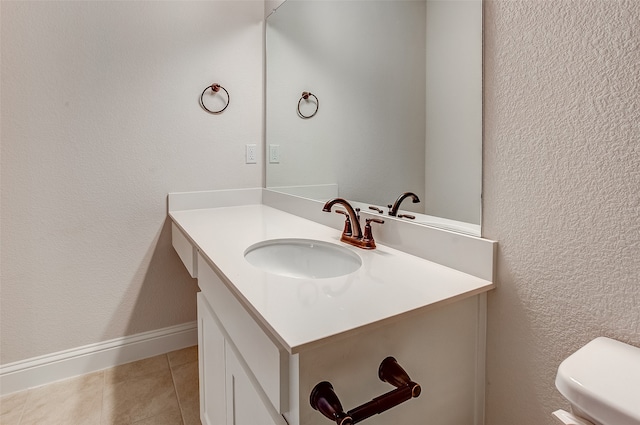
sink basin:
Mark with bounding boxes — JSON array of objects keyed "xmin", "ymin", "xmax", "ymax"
[{"xmin": 244, "ymin": 238, "xmax": 362, "ymax": 279}]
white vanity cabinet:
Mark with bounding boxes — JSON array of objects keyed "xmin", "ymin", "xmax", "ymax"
[
  {"xmin": 197, "ymin": 292, "xmax": 226, "ymax": 425},
  {"xmin": 196, "ymin": 254, "xmax": 285, "ymax": 425},
  {"xmin": 224, "ymin": 342, "xmax": 278, "ymax": 425},
  {"xmin": 194, "ymin": 252, "xmax": 486, "ymax": 425},
  {"xmin": 169, "ymin": 201, "xmax": 495, "ymax": 425},
  {"xmin": 197, "ymin": 292, "xmax": 279, "ymax": 425}
]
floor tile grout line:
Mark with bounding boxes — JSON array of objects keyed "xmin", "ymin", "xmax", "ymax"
[
  {"xmin": 15, "ymin": 385, "xmax": 32, "ymax": 425},
  {"xmin": 99, "ymin": 369, "xmax": 106, "ymax": 425},
  {"xmin": 167, "ymin": 353, "xmax": 187, "ymax": 425}
]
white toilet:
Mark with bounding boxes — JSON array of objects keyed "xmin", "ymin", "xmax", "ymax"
[{"xmin": 553, "ymin": 337, "xmax": 640, "ymax": 425}]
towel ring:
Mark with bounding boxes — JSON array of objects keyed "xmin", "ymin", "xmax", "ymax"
[
  {"xmin": 200, "ymin": 83, "xmax": 230, "ymax": 114},
  {"xmin": 298, "ymin": 92, "xmax": 319, "ymax": 119}
]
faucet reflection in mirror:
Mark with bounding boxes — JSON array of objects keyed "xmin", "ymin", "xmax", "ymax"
[
  {"xmin": 388, "ymin": 192, "xmax": 421, "ymax": 217},
  {"xmin": 323, "ymin": 198, "xmax": 384, "ymax": 250}
]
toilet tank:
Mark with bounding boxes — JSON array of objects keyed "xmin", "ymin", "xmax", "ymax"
[{"xmin": 555, "ymin": 337, "xmax": 640, "ymax": 425}]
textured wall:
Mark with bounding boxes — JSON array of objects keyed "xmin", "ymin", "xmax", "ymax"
[
  {"xmin": 483, "ymin": 1, "xmax": 640, "ymax": 424},
  {"xmin": 0, "ymin": 1, "xmax": 263, "ymax": 364}
]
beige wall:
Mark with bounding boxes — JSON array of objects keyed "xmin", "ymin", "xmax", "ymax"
[
  {"xmin": 0, "ymin": 1, "xmax": 264, "ymax": 364},
  {"xmin": 483, "ymin": 1, "xmax": 640, "ymax": 424}
]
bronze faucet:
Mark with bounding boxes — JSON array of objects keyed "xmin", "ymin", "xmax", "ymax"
[
  {"xmin": 323, "ymin": 198, "xmax": 384, "ymax": 249},
  {"xmin": 388, "ymin": 192, "xmax": 420, "ymax": 217}
]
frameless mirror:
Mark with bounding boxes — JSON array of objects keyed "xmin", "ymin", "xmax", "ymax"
[{"xmin": 265, "ymin": 0, "xmax": 482, "ymax": 236}]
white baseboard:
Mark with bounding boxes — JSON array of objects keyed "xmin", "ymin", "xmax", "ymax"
[{"xmin": 0, "ymin": 321, "xmax": 197, "ymax": 396}]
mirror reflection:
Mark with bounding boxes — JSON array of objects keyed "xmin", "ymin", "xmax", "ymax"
[{"xmin": 265, "ymin": 0, "xmax": 482, "ymax": 236}]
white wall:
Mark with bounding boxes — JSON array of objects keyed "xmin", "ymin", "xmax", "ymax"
[
  {"xmin": 0, "ymin": 1, "xmax": 264, "ymax": 364},
  {"xmin": 483, "ymin": 1, "xmax": 640, "ymax": 424}
]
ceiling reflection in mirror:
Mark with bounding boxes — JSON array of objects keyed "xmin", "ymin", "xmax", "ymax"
[{"xmin": 265, "ymin": 0, "xmax": 482, "ymax": 236}]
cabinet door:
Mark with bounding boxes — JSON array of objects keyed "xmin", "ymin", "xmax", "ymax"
[
  {"xmin": 197, "ymin": 293, "xmax": 226, "ymax": 425},
  {"xmin": 225, "ymin": 344, "xmax": 279, "ymax": 425}
]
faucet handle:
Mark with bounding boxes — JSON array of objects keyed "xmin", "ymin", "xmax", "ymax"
[
  {"xmin": 335, "ymin": 210, "xmax": 353, "ymax": 237},
  {"xmin": 363, "ymin": 218, "xmax": 384, "ymax": 248}
]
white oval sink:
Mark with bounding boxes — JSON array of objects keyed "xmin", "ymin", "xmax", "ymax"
[{"xmin": 244, "ymin": 238, "xmax": 362, "ymax": 279}]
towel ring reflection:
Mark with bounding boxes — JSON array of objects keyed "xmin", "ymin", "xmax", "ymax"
[
  {"xmin": 298, "ymin": 92, "xmax": 319, "ymax": 119},
  {"xmin": 200, "ymin": 83, "xmax": 230, "ymax": 114}
]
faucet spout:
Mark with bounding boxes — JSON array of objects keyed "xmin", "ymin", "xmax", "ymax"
[
  {"xmin": 322, "ymin": 198, "xmax": 363, "ymax": 239},
  {"xmin": 388, "ymin": 192, "xmax": 420, "ymax": 217},
  {"xmin": 323, "ymin": 198, "xmax": 383, "ymax": 249}
]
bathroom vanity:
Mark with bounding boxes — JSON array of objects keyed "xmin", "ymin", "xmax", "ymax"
[{"xmin": 169, "ymin": 189, "xmax": 495, "ymax": 425}]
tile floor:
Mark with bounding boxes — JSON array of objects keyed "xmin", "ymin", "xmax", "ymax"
[{"xmin": 0, "ymin": 346, "xmax": 201, "ymax": 425}]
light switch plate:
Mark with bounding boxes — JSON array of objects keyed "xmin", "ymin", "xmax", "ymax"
[{"xmin": 269, "ymin": 144, "xmax": 280, "ymax": 163}]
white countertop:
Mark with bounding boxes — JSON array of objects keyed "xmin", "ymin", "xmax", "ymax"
[{"xmin": 170, "ymin": 204, "xmax": 494, "ymax": 354}]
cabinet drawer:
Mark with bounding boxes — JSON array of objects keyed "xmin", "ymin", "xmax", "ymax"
[
  {"xmin": 172, "ymin": 223, "xmax": 198, "ymax": 278},
  {"xmin": 197, "ymin": 253, "xmax": 287, "ymax": 413}
]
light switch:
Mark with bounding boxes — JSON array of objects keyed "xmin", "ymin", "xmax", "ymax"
[{"xmin": 269, "ymin": 144, "xmax": 280, "ymax": 163}]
